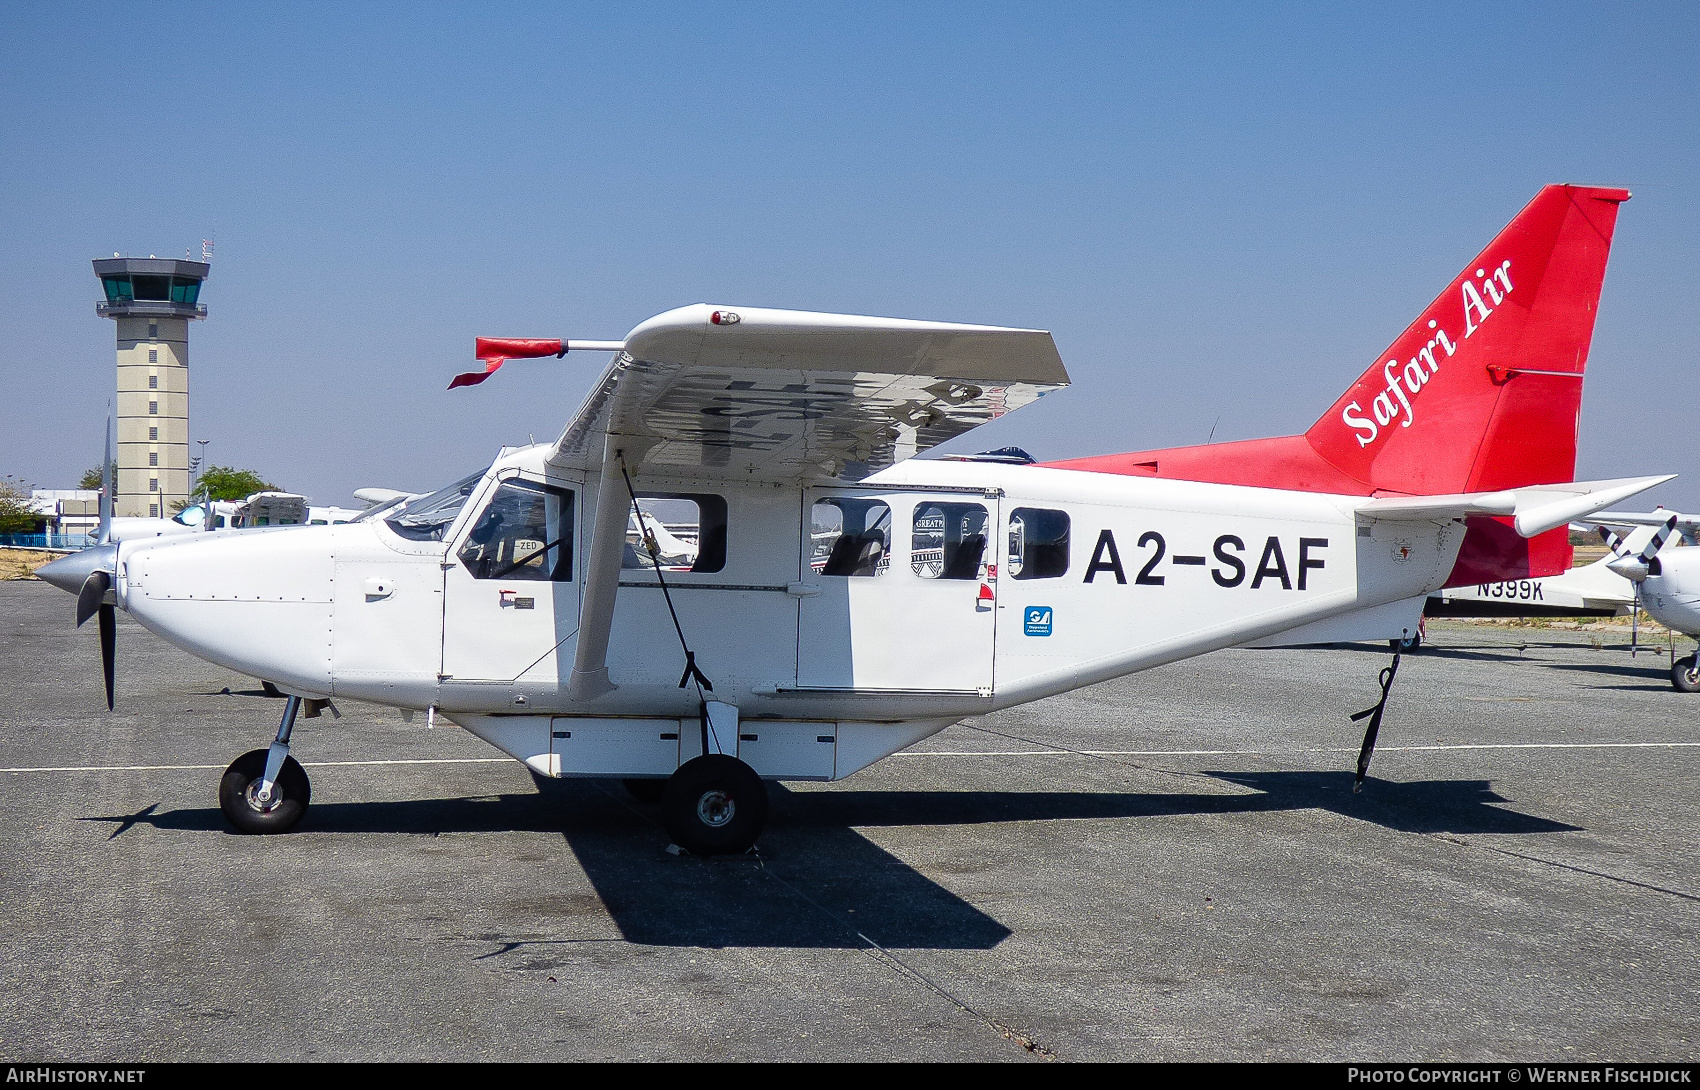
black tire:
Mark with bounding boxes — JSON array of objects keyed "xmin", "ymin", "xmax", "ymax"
[
  {"xmin": 1390, "ymin": 631, "xmax": 1422, "ymax": 653},
  {"xmin": 622, "ymin": 778, "xmax": 667, "ymax": 804},
  {"xmin": 661, "ymin": 755, "xmax": 768, "ymax": 856},
  {"xmin": 1672, "ymin": 655, "xmax": 1700, "ymax": 693},
  {"xmin": 218, "ymin": 748, "xmax": 310, "ymax": 834}
]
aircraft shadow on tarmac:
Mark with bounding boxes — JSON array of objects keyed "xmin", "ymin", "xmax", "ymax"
[{"xmin": 82, "ymin": 770, "xmax": 1574, "ymax": 950}]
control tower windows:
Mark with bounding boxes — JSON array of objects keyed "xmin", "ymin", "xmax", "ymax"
[
  {"xmin": 148, "ymin": 374, "xmax": 157, "ymax": 388},
  {"xmin": 148, "ymin": 401, "xmax": 157, "ymax": 415},
  {"xmin": 100, "ymin": 277, "xmax": 202, "ymax": 307},
  {"xmin": 148, "ymin": 427, "xmax": 157, "ymax": 440},
  {"xmin": 148, "ymin": 453, "xmax": 158, "ymax": 467}
]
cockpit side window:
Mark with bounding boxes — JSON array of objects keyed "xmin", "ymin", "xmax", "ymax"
[
  {"xmin": 912, "ymin": 502, "xmax": 989, "ymax": 580},
  {"xmin": 810, "ymin": 498, "xmax": 891, "ymax": 576},
  {"xmin": 621, "ymin": 493, "xmax": 727, "ymax": 574},
  {"xmin": 385, "ymin": 471, "xmax": 484, "ymax": 542},
  {"xmin": 457, "ymin": 479, "xmax": 574, "ymax": 581}
]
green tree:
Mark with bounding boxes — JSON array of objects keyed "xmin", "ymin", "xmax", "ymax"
[
  {"xmin": 78, "ymin": 466, "xmax": 105, "ymax": 490},
  {"xmin": 192, "ymin": 465, "xmax": 281, "ymax": 503},
  {"xmin": 0, "ymin": 479, "xmax": 41, "ymax": 534}
]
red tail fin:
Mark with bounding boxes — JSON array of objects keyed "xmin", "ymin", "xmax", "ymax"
[
  {"xmin": 1306, "ymin": 184, "xmax": 1628, "ymax": 494},
  {"xmin": 1048, "ymin": 185, "xmax": 1629, "ymax": 498}
]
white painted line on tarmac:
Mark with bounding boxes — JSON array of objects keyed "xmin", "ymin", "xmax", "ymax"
[
  {"xmin": 896, "ymin": 742, "xmax": 1700, "ymax": 757},
  {"xmin": 3, "ymin": 744, "xmax": 1694, "ymax": 775},
  {"xmin": 0, "ymin": 758, "xmax": 514, "ymax": 773}
]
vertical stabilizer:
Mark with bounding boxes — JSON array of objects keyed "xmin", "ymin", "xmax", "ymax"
[{"xmin": 1305, "ymin": 184, "xmax": 1629, "ymax": 495}]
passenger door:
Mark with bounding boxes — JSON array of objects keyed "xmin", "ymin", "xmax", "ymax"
[{"xmin": 797, "ymin": 488, "xmax": 998, "ymax": 693}]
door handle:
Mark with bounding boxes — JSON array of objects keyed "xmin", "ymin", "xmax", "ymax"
[{"xmin": 786, "ymin": 582, "xmax": 821, "ymax": 598}]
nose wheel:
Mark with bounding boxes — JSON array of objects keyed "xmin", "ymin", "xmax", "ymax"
[
  {"xmin": 661, "ymin": 755, "xmax": 768, "ymax": 855},
  {"xmin": 219, "ymin": 749, "xmax": 311, "ymax": 833},
  {"xmin": 1672, "ymin": 654, "xmax": 1700, "ymax": 693}
]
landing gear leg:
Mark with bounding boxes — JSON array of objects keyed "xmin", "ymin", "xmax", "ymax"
[
  {"xmin": 219, "ymin": 695, "xmax": 312, "ymax": 834},
  {"xmin": 1350, "ymin": 653, "xmax": 1402, "ymax": 793}
]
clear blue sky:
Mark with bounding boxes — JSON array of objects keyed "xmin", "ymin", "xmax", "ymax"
[{"xmin": 3, "ymin": 2, "xmax": 1696, "ymax": 509}]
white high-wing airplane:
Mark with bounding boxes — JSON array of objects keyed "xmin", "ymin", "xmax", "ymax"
[
  {"xmin": 1429, "ymin": 510, "xmax": 1700, "ymax": 691},
  {"xmin": 1429, "ymin": 542, "xmax": 1640, "ymax": 618},
  {"xmin": 1590, "ymin": 515, "xmax": 1700, "ymax": 691},
  {"xmin": 38, "ymin": 184, "xmax": 1674, "ymax": 854}
]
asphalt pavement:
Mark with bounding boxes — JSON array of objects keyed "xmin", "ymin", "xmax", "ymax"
[{"xmin": 0, "ymin": 579, "xmax": 1695, "ymax": 1061}]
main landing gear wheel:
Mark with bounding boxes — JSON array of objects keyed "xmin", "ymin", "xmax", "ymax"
[
  {"xmin": 1672, "ymin": 655, "xmax": 1700, "ymax": 693},
  {"xmin": 622, "ymin": 778, "xmax": 667, "ymax": 804},
  {"xmin": 661, "ymin": 755, "xmax": 768, "ymax": 856},
  {"xmin": 219, "ymin": 748, "xmax": 311, "ymax": 834}
]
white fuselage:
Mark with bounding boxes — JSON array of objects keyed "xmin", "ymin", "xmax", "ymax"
[{"xmin": 112, "ymin": 445, "xmax": 1465, "ymax": 781}]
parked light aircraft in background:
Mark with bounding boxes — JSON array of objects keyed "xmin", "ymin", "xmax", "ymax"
[
  {"xmin": 1429, "ymin": 537, "xmax": 1640, "ymax": 619},
  {"xmin": 1593, "ymin": 514, "xmax": 1700, "ymax": 690},
  {"xmin": 107, "ymin": 491, "xmax": 366, "ymax": 542},
  {"xmin": 39, "ymin": 185, "xmax": 1673, "ymax": 854},
  {"xmin": 1430, "ymin": 510, "xmax": 1700, "ymax": 691}
]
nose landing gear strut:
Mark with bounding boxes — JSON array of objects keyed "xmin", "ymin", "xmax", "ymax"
[{"xmin": 218, "ymin": 694, "xmax": 313, "ymax": 834}]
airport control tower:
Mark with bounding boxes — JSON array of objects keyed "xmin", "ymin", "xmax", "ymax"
[{"xmin": 93, "ymin": 257, "xmax": 208, "ymax": 518}]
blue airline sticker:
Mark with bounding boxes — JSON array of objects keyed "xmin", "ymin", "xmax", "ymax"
[{"xmin": 1024, "ymin": 606, "xmax": 1053, "ymax": 637}]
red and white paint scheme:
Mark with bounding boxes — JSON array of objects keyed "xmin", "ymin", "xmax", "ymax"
[{"xmin": 38, "ymin": 185, "xmax": 1674, "ymax": 852}]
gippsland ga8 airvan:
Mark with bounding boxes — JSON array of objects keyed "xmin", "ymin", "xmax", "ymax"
[{"xmin": 40, "ymin": 185, "xmax": 1674, "ymax": 855}]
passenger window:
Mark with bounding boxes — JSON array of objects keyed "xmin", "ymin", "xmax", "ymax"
[
  {"xmin": 810, "ymin": 498, "xmax": 891, "ymax": 577},
  {"xmin": 912, "ymin": 502, "xmax": 989, "ymax": 580},
  {"xmin": 622, "ymin": 493, "xmax": 727, "ymax": 574},
  {"xmin": 458, "ymin": 479, "xmax": 575, "ymax": 581},
  {"xmin": 1008, "ymin": 508, "xmax": 1070, "ymax": 579}
]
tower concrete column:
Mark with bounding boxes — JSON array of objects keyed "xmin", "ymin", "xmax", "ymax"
[{"xmin": 93, "ymin": 258, "xmax": 207, "ymax": 518}]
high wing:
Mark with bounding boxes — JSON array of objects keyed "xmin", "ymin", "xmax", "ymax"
[
  {"xmin": 549, "ymin": 304, "xmax": 1069, "ymax": 483},
  {"xmin": 553, "ymin": 303, "xmax": 1067, "ymax": 701},
  {"xmin": 1591, "ymin": 509, "xmax": 1700, "ymax": 546}
]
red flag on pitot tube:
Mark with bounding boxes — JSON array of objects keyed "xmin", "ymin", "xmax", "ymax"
[{"xmin": 448, "ymin": 338, "xmax": 564, "ymax": 389}]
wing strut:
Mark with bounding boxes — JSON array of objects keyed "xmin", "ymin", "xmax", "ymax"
[
  {"xmin": 618, "ymin": 457, "xmax": 727, "ymax": 757},
  {"xmin": 566, "ymin": 432, "xmax": 633, "ymax": 702}
]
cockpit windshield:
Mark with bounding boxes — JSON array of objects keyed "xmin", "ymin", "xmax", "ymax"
[
  {"xmin": 383, "ymin": 470, "xmax": 486, "ymax": 541},
  {"xmin": 172, "ymin": 504, "xmax": 207, "ymax": 528},
  {"xmin": 350, "ymin": 496, "xmax": 407, "ymax": 524}
]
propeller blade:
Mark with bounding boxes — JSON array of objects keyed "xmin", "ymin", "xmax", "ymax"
[
  {"xmin": 76, "ymin": 570, "xmax": 111, "ymax": 628},
  {"xmin": 1604, "ymin": 515, "xmax": 1678, "ymax": 581},
  {"xmin": 1597, "ymin": 524, "xmax": 1627, "ymax": 557},
  {"xmin": 98, "ymin": 602, "xmax": 116, "ymax": 711},
  {"xmin": 1640, "ymin": 515, "xmax": 1679, "ymax": 564}
]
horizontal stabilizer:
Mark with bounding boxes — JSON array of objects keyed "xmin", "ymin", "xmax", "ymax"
[{"xmin": 1359, "ymin": 475, "xmax": 1675, "ymax": 538}]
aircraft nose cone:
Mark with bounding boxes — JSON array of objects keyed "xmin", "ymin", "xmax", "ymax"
[{"xmin": 36, "ymin": 544, "xmax": 118, "ymax": 595}]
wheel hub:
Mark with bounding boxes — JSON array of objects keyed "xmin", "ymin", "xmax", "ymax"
[
  {"xmin": 696, "ymin": 789, "xmax": 735, "ymax": 828},
  {"xmin": 244, "ymin": 780, "xmax": 283, "ymax": 813}
]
